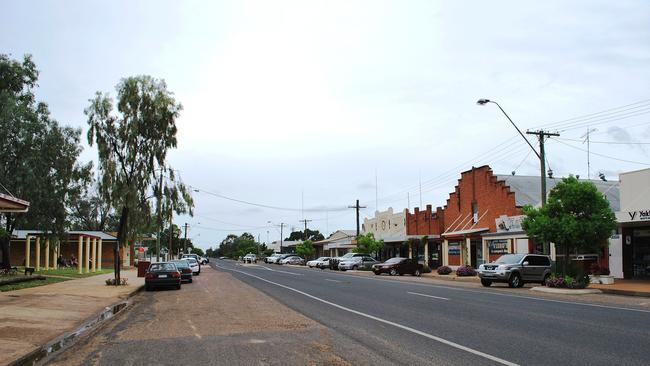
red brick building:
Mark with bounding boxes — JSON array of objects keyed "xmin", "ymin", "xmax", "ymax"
[{"xmin": 406, "ymin": 165, "xmax": 620, "ymax": 269}]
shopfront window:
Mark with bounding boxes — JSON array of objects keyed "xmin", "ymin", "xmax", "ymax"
[{"xmin": 633, "ymin": 229, "xmax": 650, "ymax": 279}]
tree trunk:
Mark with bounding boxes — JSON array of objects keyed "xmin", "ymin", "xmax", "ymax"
[
  {"xmin": 563, "ymin": 243, "xmax": 570, "ymax": 276},
  {"xmin": 115, "ymin": 206, "xmax": 130, "ymax": 284},
  {"xmin": 1, "ymin": 214, "xmax": 13, "ymax": 270}
]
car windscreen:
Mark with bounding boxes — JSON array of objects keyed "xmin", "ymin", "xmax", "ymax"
[
  {"xmin": 384, "ymin": 257, "xmax": 406, "ymax": 264},
  {"xmin": 149, "ymin": 263, "xmax": 177, "ymax": 271},
  {"xmin": 317, "ymin": 257, "xmax": 329, "ymax": 261},
  {"xmin": 494, "ymin": 254, "xmax": 525, "ymax": 264},
  {"xmin": 186, "ymin": 258, "xmax": 198, "ymax": 264},
  {"xmin": 171, "ymin": 261, "xmax": 189, "ymax": 268}
]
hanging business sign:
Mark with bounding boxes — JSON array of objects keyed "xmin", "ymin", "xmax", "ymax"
[{"xmin": 495, "ymin": 215, "xmax": 525, "ymax": 232}]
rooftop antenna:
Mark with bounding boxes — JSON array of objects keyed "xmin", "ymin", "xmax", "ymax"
[{"xmin": 581, "ymin": 127, "xmax": 598, "ymax": 179}]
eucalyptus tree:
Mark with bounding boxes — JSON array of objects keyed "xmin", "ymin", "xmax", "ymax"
[
  {"xmin": 85, "ymin": 75, "xmax": 193, "ymax": 282},
  {"xmin": 0, "ymin": 54, "xmax": 90, "ymax": 269}
]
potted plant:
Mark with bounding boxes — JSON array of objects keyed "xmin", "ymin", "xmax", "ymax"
[
  {"xmin": 588, "ymin": 263, "xmax": 601, "ymax": 284},
  {"xmin": 598, "ymin": 267, "xmax": 615, "ymax": 285}
]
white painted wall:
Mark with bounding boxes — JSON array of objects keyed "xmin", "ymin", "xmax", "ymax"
[{"xmin": 362, "ymin": 207, "xmax": 407, "ymax": 242}]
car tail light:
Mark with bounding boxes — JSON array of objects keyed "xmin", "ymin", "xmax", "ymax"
[
  {"xmin": 145, "ymin": 273, "xmax": 156, "ymax": 279},
  {"xmin": 172, "ymin": 271, "xmax": 181, "ymax": 278},
  {"xmin": 182, "ymin": 268, "xmax": 191, "ymax": 273}
]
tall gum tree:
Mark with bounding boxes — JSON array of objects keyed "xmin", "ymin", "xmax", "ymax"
[
  {"xmin": 85, "ymin": 75, "xmax": 193, "ymax": 282},
  {"xmin": 0, "ymin": 54, "xmax": 90, "ymax": 269}
]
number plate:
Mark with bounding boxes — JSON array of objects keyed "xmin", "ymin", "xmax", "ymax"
[{"xmin": 158, "ymin": 274, "xmax": 167, "ymax": 278}]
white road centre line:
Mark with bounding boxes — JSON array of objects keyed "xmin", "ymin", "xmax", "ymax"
[
  {"xmin": 325, "ymin": 279, "xmax": 341, "ymax": 283},
  {"xmin": 215, "ymin": 264, "xmax": 519, "ymax": 366},
  {"xmin": 407, "ymin": 292, "xmax": 449, "ymax": 301}
]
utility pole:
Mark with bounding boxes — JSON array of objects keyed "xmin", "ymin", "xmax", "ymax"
[
  {"xmin": 348, "ymin": 199, "xmax": 367, "ymax": 237},
  {"xmin": 168, "ymin": 211, "xmax": 173, "ymax": 259},
  {"xmin": 299, "ymin": 219, "xmax": 312, "ymax": 240},
  {"xmin": 280, "ymin": 223, "xmax": 285, "ymax": 253},
  {"xmin": 526, "ymin": 129, "xmax": 560, "ymax": 206},
  {"xmin": 183, "ymin": 222, "xmax": 189, "ymax": 254}
]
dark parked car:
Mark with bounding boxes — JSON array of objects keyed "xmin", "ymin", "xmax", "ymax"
[
  {"xmin": 372, "ymin": 257, "xmax": 423, "ymax": 276},
  {"xmin": 170, "ymin": 260, "xmax": 193, "ymax": 283},
  {"xmin": 478, "ymin": 254, "xmax": 552, "ymax": 288},
  {"xmin": 145, "ymin": 262, "xmax": 182, "ymax": 290}
]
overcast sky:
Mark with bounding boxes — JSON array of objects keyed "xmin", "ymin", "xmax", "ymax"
[{"xmin": 3, "ymin": 1, "xmax": 650, "ymax": 249}]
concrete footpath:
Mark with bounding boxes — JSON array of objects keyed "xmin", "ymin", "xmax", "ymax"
[{"xmin": 0, "ymin": 270, "xmax": 144, "ymax": 366}]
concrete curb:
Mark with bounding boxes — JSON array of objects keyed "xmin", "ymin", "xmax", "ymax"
[
  {"xmin": 596, "ymin": 289, "xmax": 650, "ymax": 297},
  {"xmin": 530, "ymin": 287, "xmax": 602, "ymax": 295},
  {"xmin": 8, "ymin": 283, "xmax": 144, "ymax": 366}
]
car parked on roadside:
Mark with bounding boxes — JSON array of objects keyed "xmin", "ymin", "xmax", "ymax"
[
  {"xmin": 280, "ymin": 255, "xmax": 305, "ymax": 265},
  {"xmin": 145, "ymin": 262, "xmax": 182, "ymax": 291},
  {"xmin": 182, "ymin": 254, "xmax": 203, "ymax": 267},
  {"xmin": 329, "ymin": 252, "xmax": 366, "ymax": 270},
  {"xmin": 170, "ymin": 260, "xmax": 193, "ymax": 283},
  {"xmin": 185, "ymin": 257, "xmax": 201, "ymax": 275},
  {"xmin": 478, "ymin": 253, "xmax": 552, "ymax": 288},
  {"xmin": 243, "ymin": 253, "xmax": 258, "ymax": 263},
  {"xmin": 338, "ymin": 256, "xmax": 379, "ymax": 271},
  {"xmin": 275, "ymin": 253, "xmax": 296, "ymax": 264},
  {"xmin": 265, "ymin": 253, "xmax": 283, "ymax": 263},
  {"xmin": 372, "ymin": 257, "xmax": 423, "ymax": 276},
  {"xmin": 307, "ymin": 257, "xmax": 330, "ymax": 268}
]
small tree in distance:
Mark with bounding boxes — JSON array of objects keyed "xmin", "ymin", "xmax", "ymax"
[
  {"xmin": 295, "ymin": 240, "xmax": 315, "ymax": 259},
  {"xmin": 522, "ymin": 176, "xmax": 617, "ymax": 275},
  {"xmin": 354, "ymin": 233, "xmax": 384, "ymax": 257}
]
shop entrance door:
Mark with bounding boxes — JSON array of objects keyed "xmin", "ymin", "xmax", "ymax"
[
  {"xmin": 470, "ymin": 239, "xmax": 482, "ymax": 268},
  {"xmin": 632, "ymin": 229, "xmax": 650, "ymax": 279}
]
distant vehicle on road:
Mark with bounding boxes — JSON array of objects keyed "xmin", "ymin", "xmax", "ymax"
[
  {"xmin": 280, "ymin": 255, "xmax": 305, "ymax": 265},
  {"xmin": 199, "ymin": 256, "xmax": 209, "ymax": 264},
  {"xmin": 372, "ymin": 257, "xmax": 423, "ymax": 276},
  {"xmin": 170, "ymin": 260, "xmax": 193, "ymax": 283},
  {"xmin": 307, "ymin": 257, "xmax": 330, "ymax": 268},
  {"xmin": 478, "ymin": 254, "xmax": 552, "ymax": 288},
  {"xmin": 219, "ymin": 256, "xmax": 228, "ymax": 260},
  {"xmin": 145, "ymin": 262, "xmax": 182, "ymax": 291},
  {"xmin": 243, "ymin": 253, "xmax": 258, "ymax": 263}
]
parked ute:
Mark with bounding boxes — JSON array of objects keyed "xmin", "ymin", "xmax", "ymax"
[
  {"xmin": 478, "ymin": 254, "xmax": 552, "ymax": 288},
  {"xmin": 372, "ymin": 257, "xmax": 423, "ymax": 276},
  {"xmin": 243, "ymin": 253, "xmax": 258, "ymax": 263},
  {"xmin": 338, "ymin": 256, "xmax": 379, "ymax": 271}
]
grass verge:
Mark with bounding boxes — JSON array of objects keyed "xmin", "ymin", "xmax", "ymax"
[{"xmin": 0, "ymin": 276, "xmax": 70, "ymax": 292}]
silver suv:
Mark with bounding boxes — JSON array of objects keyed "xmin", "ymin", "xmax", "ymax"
[{"xmin": 478, "ymin": 254, "xmax": 552, "ymax": 288}]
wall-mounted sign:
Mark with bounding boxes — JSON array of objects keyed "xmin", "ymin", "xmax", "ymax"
[
  {"xmin": 488, "ymin": 239, "xmax": 509, "ymax": 254},
  {"xmin": 627, "ymin": 210, "xmax": 650, "ymax": 222},
  {"xmin": 495, "ymin": 215, "xmax": 525, "ymax": 232},
  {"xmin": 448, "ymin": 243, "xmax": 460, "ymax": 255}
]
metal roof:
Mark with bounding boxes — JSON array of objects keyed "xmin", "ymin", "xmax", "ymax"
[
  {"xmin": 495, "ymin": 175, "xmax": 620, "ymax": 211},
  {"xmin": 12, "ymin": 230, "xmax": 117, "ymax": 240}
]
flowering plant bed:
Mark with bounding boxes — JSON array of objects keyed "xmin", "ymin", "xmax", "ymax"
[
  {"xmin": 545, "ymin": 274, "xmax": 589, "ymax": 289},
  {"xmin": 436, "ymin": 266, "xmax": 452, "ymax": 275},
  {"xmin": 455, "ymin": 265, "xmax": 477, "ymax": 277}
]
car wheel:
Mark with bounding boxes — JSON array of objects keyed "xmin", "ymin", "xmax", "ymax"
[
  {"xmin": 542, "ymin": 273, "xmax": 550, "ymax": 286},
  {"xmin": 189, "ymin": 278, "xmax": 193, "ymax": 283},
  {"xmin": 175, "ymin": 284, "xmax": 181, "ymax": 290},
  {"xmin": 414, "ymin": 269, "xmax": 421, "ymax": 277},
  {"xmin": 373, "ymin": 271, "xmax": 380, "ymax": 275},
  {"xmin": 145, "ymin": 285, "xmax": 151, "ymax": 291},
  {"xmin": 508, "ymin": 273, "xmax": 522, "ymax": 288},
  {"xmin": 352, "ymin": 265, "xmax": 358, "ymax": 271},
  {"xmin": 481, "ymin": 279, "xmax": 492, "ymax": 287},
  {"xmin": 389, "ymin": 268, "xmax": 398, "ymax": 276}
]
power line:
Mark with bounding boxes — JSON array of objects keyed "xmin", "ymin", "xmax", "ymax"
[
  {"xmin": 551, "ymin": 138, "xmax": 650, "ymax": 166},
  {"xmin": 191, "ymin": 186, "xmax": 349, "ymax": 212},
  {"xmin": 555, "ymin": 137, "xmax": 650, "ymax": 145}
]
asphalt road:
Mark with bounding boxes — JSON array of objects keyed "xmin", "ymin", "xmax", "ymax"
[{"xmin": 212, "ymin": 260, "xmax": 650, "ymax": 366}]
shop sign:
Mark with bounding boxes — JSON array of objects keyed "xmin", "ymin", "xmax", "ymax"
[
  {"xmin": 495, "ymin": 215, "xmax": 525, "ymax": 232},
  {"xmin": 489, "ymin": 239, "xmax": 509, "ymax": 254},
  {"xmin": 448, "ymin": 244, "xmax": 460, "ymax": 255},
  {"xmin": 627, "ymin": 210, "xmax": 650, "ymax": 222}
]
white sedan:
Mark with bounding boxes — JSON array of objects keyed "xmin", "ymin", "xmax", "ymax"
[{"xmin": 306, "ymin": 257, "xmax": 330, "ymax": 269}]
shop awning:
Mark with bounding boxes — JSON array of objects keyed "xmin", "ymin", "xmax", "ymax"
[
  {"xmin": 0, "ymin": 193, "xmax": 29, "ymax": 213},
  {"xmin": 442, "ymin": 227, "xmax": 489, "ymax": 237}
]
